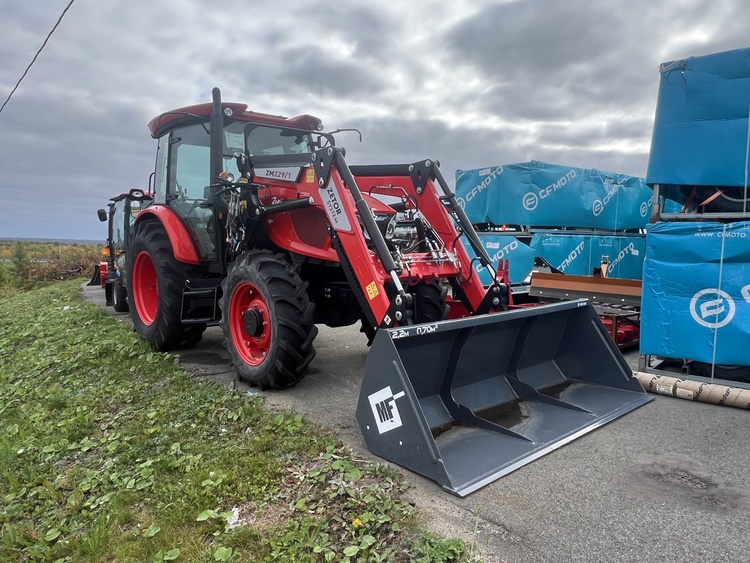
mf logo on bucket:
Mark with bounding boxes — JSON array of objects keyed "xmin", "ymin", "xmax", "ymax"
[
  {"xmin": 368, "ymin": 386, "xmax": 406, "ymax": 434},
  {"xmin": 689, "ymin": 288, "xmax": 736, "ymax": 329}
]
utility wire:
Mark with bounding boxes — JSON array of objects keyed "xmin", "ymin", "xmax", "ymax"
[{"xmin": 0, "ymin": 0, "xmax": 76, "ymax": 115}]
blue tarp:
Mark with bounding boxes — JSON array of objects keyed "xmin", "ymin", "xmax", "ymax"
[
  {"xmin": 465, "ymin": 234, "xmax": 537, "ymax": 284},
  {"xmin": 646, "ymin": 47, "xmax": 750, "ymax": 187},
  {"xmin": 464, "ymin": 233, "xmax": 645, "ymax": 285},
  {"xmin": 641, "ymin": 221, "xmax": 750, "ymax": 365},
  {"xmin": 530, "ymin": 233, "xmax": 646, "ymax": 280},
  {"xmin": 456, "ymin": 161, "xmax": 654, "ymax": 230}
]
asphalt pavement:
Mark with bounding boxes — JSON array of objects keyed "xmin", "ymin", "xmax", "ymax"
[{"xmin": 83, "ymin": 283, "xmax": 750, "ymax": 563}]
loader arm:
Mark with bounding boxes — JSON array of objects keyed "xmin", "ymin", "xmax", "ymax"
[{"xmin": 307, "ymin": 147, "xmax": 509, "ymax": 328}]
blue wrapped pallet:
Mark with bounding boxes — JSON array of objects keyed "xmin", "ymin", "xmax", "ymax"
[
  {"xmin": 647, "ymin": 47, "xmax": 750, "ymax": 188},
  {"xmin": 456, "ymin": 161, "xmax": 654, "ymax": 230},
  {"xmin": 641, "ymin": 221, "xmax": 750, "ymax": 366},
  {"xmin": 465, "ymin": 233, "xmax": 646, "ymax": 285},
  {"xmin": 531, "ymin": 233, "xmax": 646, "ymax": 280},
  {"xmin": 465, "ymin": 234, "xmax": 537, "ymax": 285}
]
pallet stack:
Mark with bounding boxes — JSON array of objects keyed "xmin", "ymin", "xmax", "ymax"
[{"xmin": 641, "ymin": 47, "xmax": 750, "ymax": 384}]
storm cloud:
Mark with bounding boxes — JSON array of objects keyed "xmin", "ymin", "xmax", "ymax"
[{"xmin": 1, "ymin": 0, "xmax": 749, "ymax": 239}]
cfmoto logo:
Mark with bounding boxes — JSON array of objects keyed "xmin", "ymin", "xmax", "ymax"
[
  {"xmin": 689, "ymin": 288, "xmax": 736, "ymax": 329},
  {"xmin": 592, "ymin": 199, "xmax": 604, "ymax": 216},
  {"xmin": 456, "ymin": 196, "xmax": 466, "ymax": 209},
  {"xmin": 522, "ymin": 192, "xmax": 538, "ymax": 211},
  {"xmin": 640, "ymin": 201, "xmax": 649, "ymax": 217}
]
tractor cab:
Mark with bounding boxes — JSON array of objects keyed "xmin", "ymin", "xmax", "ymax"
[{"xmin": 146, "ymin": 103, "xmax": 323, "ymax": 264}]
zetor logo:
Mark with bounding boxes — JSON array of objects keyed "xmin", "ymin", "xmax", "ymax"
[
  {"xmin": 319, "ymin": 180, "xmax": 351, "ymax": 231},
  {"xmin": 367, "ymin": 386, "xmax": 406, "ymax": 434}
]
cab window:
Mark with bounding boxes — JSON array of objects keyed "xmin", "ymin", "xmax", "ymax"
[{"xmin": 246, "ymin": 125, "xmax": 311, "ymax": 156}]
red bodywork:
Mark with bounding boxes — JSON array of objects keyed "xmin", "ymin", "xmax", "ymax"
[
  {"xmin": 139, "ymin": 102, "xmax": 507, "ymax": 328},
  {"xmin": 98, "ymin": 261, "xmax": 108, "ymax": 287},
  {"xmin": 135, "ymin": 206, "xmax": 200, "ymax": 265},
  {"xmin": 245, "ymin": 165, "xmax": 503, "ymax": 324},
  {"xmin": 148, "ymin": 103, "xmax": 322, "ymax": 139}
]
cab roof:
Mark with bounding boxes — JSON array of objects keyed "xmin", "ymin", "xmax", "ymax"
[{"xmin": 148, "ymin": 102, "xmax": 322, "ymax": 139}]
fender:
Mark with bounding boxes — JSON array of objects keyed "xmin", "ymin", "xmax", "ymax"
[{"xmin": 135, "ymin": 206, "xmax": 200, "ymax": 265}]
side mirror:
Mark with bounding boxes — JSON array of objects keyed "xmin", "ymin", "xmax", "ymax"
[{"xmin": 97, "ymin": 208, "xmax": 107, "ymax": 222}]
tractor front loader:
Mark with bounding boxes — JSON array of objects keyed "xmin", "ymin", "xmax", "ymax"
[{"xmin": 123, "ymin": 88, "xmax": 650, "ymax": 495}]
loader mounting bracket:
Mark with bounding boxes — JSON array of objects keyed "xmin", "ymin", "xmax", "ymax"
[
  {"xmin": 408, "ymin": 159, "xmax": 438, "ymax": 194},
  {"xmin": 474, "ymin": 281, "xmax": 509, "ymax": 314},
  {"xmin": 380, "ymin": 292, "xmax": 415, "ymax": 329},
  {"xmin": 312, "ymin": 147, "xmax": 339, "ymax": 189}
]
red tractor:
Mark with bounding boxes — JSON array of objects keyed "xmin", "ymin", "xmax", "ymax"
[
  {"xmin": 97, "ymin": 188, "xmax": 152, "ymax": 312},
  {"xmin": 126, "ymin": 88, "xmax": 509, "ymax": 389},
  {"xmin": 121, "ymin": 88, "xmax": 651, "ymax": 495}
]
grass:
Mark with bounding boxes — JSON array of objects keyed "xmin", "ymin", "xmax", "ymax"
[{"xmin": 0, "ymin": 281, "xmax": 470, "ymax": 562}]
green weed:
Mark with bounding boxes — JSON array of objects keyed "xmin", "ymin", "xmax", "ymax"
[{"xmin": 0, "ymin": 281, "xmax": 470, "ymax": 562}]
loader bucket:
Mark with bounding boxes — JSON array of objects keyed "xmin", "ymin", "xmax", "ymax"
[
  {"xmin": 88, "ymin": 264, "xmax": 102, "ymax": 286},
  {"xmin": 356, "ymin": 299, "xmax": 651, "ymax": 496}
]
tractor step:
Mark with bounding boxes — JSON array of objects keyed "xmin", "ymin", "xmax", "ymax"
[{"xmin": 181, "ymin": 279, "xmax": 222, "ymax": 324}]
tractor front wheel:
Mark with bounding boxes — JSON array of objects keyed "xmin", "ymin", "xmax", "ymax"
[
  {"xmin": 127, "ymin": 221, "xmax": 206, "ymax": 350},
  {"xmin": 220, "ymin": 251, "xmax": 317, "ymax": 389},
  {"xmin": 112, "ymin": 278, "xmax": 129, "ymax": 313}
]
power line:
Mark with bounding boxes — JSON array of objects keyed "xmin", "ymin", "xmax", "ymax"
[{"xmin": 0, "ymin": 0, "xmax": 76, "ymax": 115}]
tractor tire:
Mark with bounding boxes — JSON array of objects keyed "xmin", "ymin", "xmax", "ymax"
[
  {"xmin": 127, "ymin": 221, "xmax": 206, "ymax": 351},
  {"xmin": 412, "ymin": 281, "xmax": 450, "ymax": 323},
  {"xmin": 112, "ymin": 278, "xmax": 129, "ymax": 313},
  {"xmin": 220, "ymin": 251, "xmax": 317, "ymax": 390},
  {"xmin": 360, "ymin": 281, "xmax": 449, "ymax": 346}
]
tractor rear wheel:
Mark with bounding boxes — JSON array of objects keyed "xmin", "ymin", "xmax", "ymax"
[
  {"xmin": 127, "ymin": 221, "xmax": 206, "ymax": 350},
  {"xmin": 112, "ymin": 278, "xmax": 129, "ymax": 313},
  {"xmin": 220, "ymin": 251, "xmax": 317, "ymax": 390}
]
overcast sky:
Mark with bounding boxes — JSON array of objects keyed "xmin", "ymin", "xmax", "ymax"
[{"xmin": 1, "ymin": 0, "xmax": 748, "ymax": 241}]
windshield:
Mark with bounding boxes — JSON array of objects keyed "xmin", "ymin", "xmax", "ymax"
[{"xmin": 246, "ymin": 125, "xmax": 312, "ymax": 156}]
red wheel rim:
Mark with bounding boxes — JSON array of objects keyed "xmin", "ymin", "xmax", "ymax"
[
  {"xmin": 229, "ymin": 281, "xmax": 271, "ymax": 367},
  {"xmin": 132, "ymin": 250, "xmax": 158, "ymax": 326}
]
